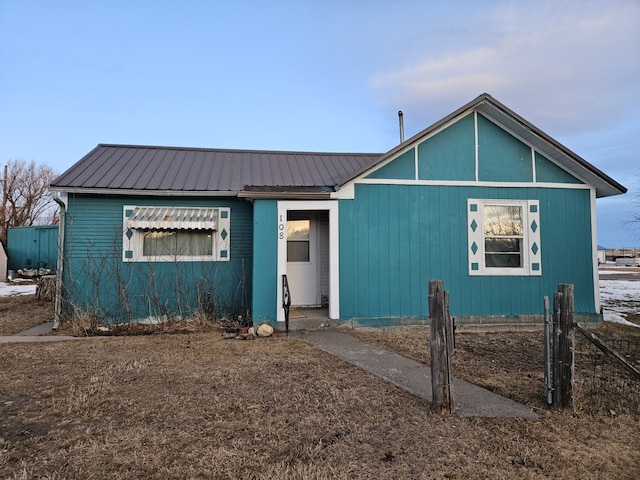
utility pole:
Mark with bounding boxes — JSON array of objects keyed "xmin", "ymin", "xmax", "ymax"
[{"xmin": 1, "ymin": 164, "xmax": 7, "ymax": 245}]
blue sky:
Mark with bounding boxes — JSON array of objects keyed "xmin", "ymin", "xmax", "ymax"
[{"xmin": 1, "ymin": 0, "xmax": 639, "ymax": 247}]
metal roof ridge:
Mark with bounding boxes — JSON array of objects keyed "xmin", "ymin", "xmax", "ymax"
[{"xmin": 96, "ymin": 143, "xmax": 382, "ymax": 157}]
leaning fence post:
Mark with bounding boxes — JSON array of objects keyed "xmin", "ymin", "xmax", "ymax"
[
  {"xmin": 552, "ymin": 292, "xmax": 562, "ymax": 408},
  {"xmin": 444, "ymin": 290, "xmax": 455, "ymax": 357},
  {"xmin": 543, "ymin": 296, "xmax": 553, "ymax": 405},
  {"xmin": 557, "ymin": 283, "xmax": 575, "ymax": 410},
  {"xmin": 429, "ymin": 280, "xmax": 454, "ymax": 415},
  {"xmin": 443, "ymin": 289, "xmax": 455, "ymax": 407}
]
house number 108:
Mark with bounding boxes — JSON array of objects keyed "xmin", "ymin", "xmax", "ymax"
[{"xmin": 278, "ymin": 215, "xmax": 285, "ymax": 240}]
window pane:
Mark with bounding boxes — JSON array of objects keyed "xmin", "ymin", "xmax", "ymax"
[
  {"xmin": 485, "ymin": 238, "xmax": 521, "ymax": 253},
  {"xmin": 143, "ymin": 231, "xmax": 175, "ymax": 256},
  {"xmin": 484, "ymin": 205, "xmax": 523, "ymax": 236},
  {"xmin": 287, "ymin": 241, "xmax": 310, "ymax": 262},
  {"xmin": 143, "ymin": 230, "xmax": 212, "ymax": 256},
  {"xmin": 486, "ymin": 253, "xmax": 522, "ymax": 268},
  {"xmin": 176, "ymin": 231, "xmax": 213, "ymax": 256},
  {"xmin": 287, "ymin": 220, "xmax": 309, "ymax": 240},
  {"xmin": 485, "ymin": 238, "xmax": 522, "ymax": 267}
]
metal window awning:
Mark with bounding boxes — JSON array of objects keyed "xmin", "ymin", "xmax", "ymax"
[{"xmin": 127, "ymin": 207, "xmax": 218, "ymax": 230}]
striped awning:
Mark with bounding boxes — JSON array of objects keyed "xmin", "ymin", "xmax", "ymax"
[{"xmin": 126, "ymin": 207, "xmax": 218, "ymax": 230}]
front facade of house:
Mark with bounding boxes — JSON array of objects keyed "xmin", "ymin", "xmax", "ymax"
[
  {"xmin": 56, "ymin": 194, "xmax": 253, "ymax": 323},
  {"xmin": 50, "ymin": 94, "xmax": 626, "ymax": 328}
]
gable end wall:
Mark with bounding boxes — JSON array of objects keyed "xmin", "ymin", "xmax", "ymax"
[{"xmin": 361, "ymin": 111, "xmax": 585, "ymax": 187}]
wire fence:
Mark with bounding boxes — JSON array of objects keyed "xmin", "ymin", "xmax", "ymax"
[{"xmin": 574, "ymin": 328, "xmax": 640, "ymax": 415}]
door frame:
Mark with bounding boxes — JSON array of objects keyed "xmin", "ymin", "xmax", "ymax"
[
  {"xmin": 286, "ymin": 211, "xmax": 320, "ymax": 307},
  {"xmin": 276, "ymin": 200, "xmax": 339, "ymax": 322}
]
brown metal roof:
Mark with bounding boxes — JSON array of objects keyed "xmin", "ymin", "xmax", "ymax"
[{"xmin": 50, "ymin": 144, "xmax": 382, "ymax": 194}]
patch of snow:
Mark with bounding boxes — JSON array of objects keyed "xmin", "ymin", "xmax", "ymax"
[
  {"xmin": 603, "ymin": 310, "xmax": 640, "ymax": 328},
  {"xmin": 599, "ymin": 279, "xmax": 640, "ymax": 316},
  {"xmin": 0, "ymin": 281, "xmax": 37, "ymax": 297},
  {"xmin": 599, "ymin": 269, "xmax": 640, "ymax": 275}
]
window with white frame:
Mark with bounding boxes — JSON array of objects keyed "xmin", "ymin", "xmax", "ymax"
[
  {"xmin": 467, "ymin": 199, "xmax": 541, "ymax": 276},
  {"xmin": 286, "ymin": 220, "xmax": 310, "ymax": 262},
  {"xmin": 122, "ymin": 206, "xmax": 230, "ymax": 262}
]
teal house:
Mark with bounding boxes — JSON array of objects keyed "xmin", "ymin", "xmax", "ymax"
[{"xmin": 50, "ymin": 94, "xmax": 626, "ymax": 329}]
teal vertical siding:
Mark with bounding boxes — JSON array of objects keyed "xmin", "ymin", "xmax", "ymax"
[
  {"xmin": 366, "ymin": 149, "xmax": 415, "ymax": 180},
  {"xmin": 61, "ymin": 194, "xmax": 253, "ymax": 323},
  {"xmin": 477, "ymin": 114, "xmax": 533, "ymax": 182},
  {"xmin": 418, "ymin": 113, "xmax": 476, "ymax": 181},
  {"xmin": 339, "ymin": 184, "xmax": 595, "ymax": 320},
  {"xmin": 7, "ymin": 225, "xmax": 59, "ymax": 271},
  {"xmin": 251, "ymin": 199, "xmax": 278, "ymax": 323},
  {"xmin": 535, "ymin": 152, "xmax": 583, "ymax": 184}
]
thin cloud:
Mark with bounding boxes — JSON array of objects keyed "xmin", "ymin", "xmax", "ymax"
[
  {"xmin": 370, "ymin": 1, "xmax": 640, "ymax": 134},
  {"xmin": 373, "ymin": 48, "xmax": 509, "ymax": 97}
]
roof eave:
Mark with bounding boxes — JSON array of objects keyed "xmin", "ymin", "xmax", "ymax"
[
  {"xmin": 48, "ymin": 186, "xmax": 239, "ymax": 197},
  {"xmin": 476, "ymin": 95, "xmax": 627, "ymax": 198},
  {"xmin": 237, "ymin": 191, "xmax": 332, "ymax": 200},
  {"xmin": 238, "ymin": 186, "xmax": 333, "ymax": 200}
]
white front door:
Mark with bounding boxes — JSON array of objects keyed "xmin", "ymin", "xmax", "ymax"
[
  {"xmin": 286, "ymin": 212, "xmax": 318, "ymax": 306},
  {"xmin": 276, "ymin": 201, "xmax": 340, "ymax": 322}
]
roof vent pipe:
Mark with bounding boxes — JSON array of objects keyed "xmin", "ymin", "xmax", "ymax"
[{"xmin": 398, "ymin": 110, "xmax": 404, "ymax": 143}]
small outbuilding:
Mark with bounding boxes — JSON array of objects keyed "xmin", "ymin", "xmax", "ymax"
[
  {"xmin": 0, "ymin": 240, "xmax": 7, "ymax": 282},
  {"xmin": 6, "ymin": 225, "xmax": 59, "ymax": 273},
  {"xmin": 49, "ymin": 93, "xmax": 626, "ymax": 329}
]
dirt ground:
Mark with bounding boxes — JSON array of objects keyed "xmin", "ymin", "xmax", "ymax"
[{"xmin": 0, "ymin": 296, "xmax": 639, "ymax": 479}]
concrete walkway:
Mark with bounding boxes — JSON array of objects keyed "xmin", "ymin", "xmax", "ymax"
[
  {"xmin": 303, "ymin": 330, "xmax": 538, "ymax": 419},
  {"xmin": 0, "ymin": 322, "xmax": 80, "ymax": 343}
]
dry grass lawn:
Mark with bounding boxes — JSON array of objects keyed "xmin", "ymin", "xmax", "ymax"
[
  {"xmin": 0, "ymin": 296, "xmax": 639, "ymax": 479},
  {"xmin": 0, "ymin": 295, "xmax": 54, "ymax": 335}
]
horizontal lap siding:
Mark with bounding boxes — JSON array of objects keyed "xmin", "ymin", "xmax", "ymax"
[
  {"xmin": 339, "ymin": 184, "xmax": 595, "ymax": 320},
  {"xmin": 62, "ymin": 194, "xmax": 253, "ymax": 322}
]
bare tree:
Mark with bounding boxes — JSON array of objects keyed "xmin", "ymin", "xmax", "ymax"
[
  {"xmin": 1, "ymin": 159, "xmax": 58, "ymax": 243},
  {"xmin": 630, "ymin": 211, "xmax": 640, "ymax": 242},
  {"xmin": 624, "ymin": 177, "xmax": 640, "ymax": 243}
]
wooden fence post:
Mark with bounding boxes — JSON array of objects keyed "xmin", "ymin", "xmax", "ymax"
[
  {"xmin": 557, "ymin": 283, "xmax": 575, "ymax": 409},
  {"xmin": 552, "ymin": 291, "xmax": 562, "ymax": 408},
  {"xmin": 543, "ymin": 296, "xmax": 553, "ymax": 405},
  {"xmin": 551, "ymin": 285, "xmax": 576, "ymax": 409},
  {"xmin": 429, "ymin": 280, "xmax": 454, "ymax": 415}
]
